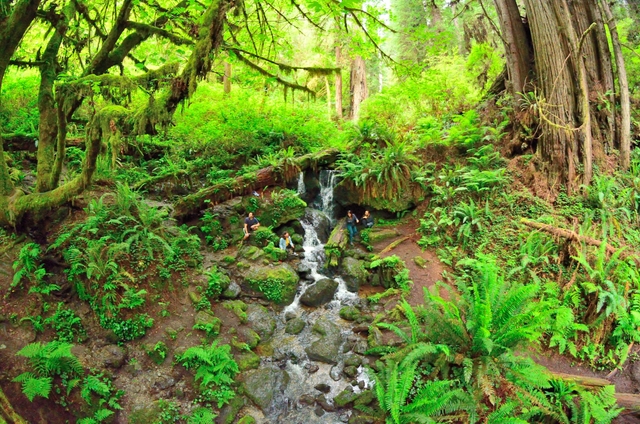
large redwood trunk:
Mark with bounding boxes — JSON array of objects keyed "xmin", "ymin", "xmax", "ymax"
[
  {"xmin": 495, "ymin": 0, "xmax": 628, "ymax": 191},
  {"xmin": 335, "ymin": 46, "xmax": 343, "ymax": 119},
  {"xmin": 349, "ymin": 56, "xmax": 368, "ymax": 121}
]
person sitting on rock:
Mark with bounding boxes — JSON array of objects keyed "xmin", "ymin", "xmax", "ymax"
[
  {"xmin": 361, "ymin": 210, "xmax": 374, "ymax": 228},
  {"xmin": 279, "ymin": 232, "xmax": 297, "ymax": 255},
  {"xmin": 243, "ymin": 212, "xmax": 260, "ymax": 241},
  {"xmin": 346, "ymin": 210, "xmax": 359, "ymax": 246}
]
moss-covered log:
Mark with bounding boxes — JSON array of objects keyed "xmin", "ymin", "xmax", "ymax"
[
  {"xmin": 325, "ymin": 221, "xmax": 348, "ymax": 267},
  {"xmin": 0, "ymin": 386, "xmax": 27, "ymax": 424},
  {"xmin": 172, "ymin": 149, "xmax": 339, "ymax": 221}
]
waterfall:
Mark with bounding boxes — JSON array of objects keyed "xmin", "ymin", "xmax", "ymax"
[
  {"xmin": 296, "ymin": 171, "xmax": 306, "ymax": 197},
  {"xmin": 318, "ymin": 170, "xmax": 338, "ymax": 224}
]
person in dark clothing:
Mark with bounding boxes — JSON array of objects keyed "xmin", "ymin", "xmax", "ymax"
[
  {"xmin": 361, "ymin": 210, "xmax": 374, "ymax": 228},
  {"xmin": 345, "ymin": 210, "xmax": 359, "ymax": 245},
  {"xmin": 243, "ymin": 212, "xmax": 260, "ymax": 241}
]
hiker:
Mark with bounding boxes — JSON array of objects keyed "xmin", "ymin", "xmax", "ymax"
[
  {"xmin": 361, "ymin": 210, "xmax": 374, "ymax": 228},
  {"xmin": 243, "ymin": 212, "xmax": 260, "ymax": 241},
  {"xmin": 345, "ymin": 210, "xmax": 359, "ymax": 245},
  {"xmin": 279, "ymin": 232, "xmax": 297, "ymax": 255}
]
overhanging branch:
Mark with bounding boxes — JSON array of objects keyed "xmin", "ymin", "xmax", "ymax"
[{"xmin": 234, "ymin": 51, "xmax": 316, "ymax": 94}]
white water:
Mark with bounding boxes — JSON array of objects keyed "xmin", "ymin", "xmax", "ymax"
[
  {"xmin": 318, "ymin": 170, "xmax": 338, "ymax": 224},
  {"xmin": 297, "ymin": 171, "xmax": 306, "ymax": 197}
]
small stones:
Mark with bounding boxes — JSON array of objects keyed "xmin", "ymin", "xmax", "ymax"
[{"xmin": 314, "ymin": 383, "xmax": 331, "ymax": 394}]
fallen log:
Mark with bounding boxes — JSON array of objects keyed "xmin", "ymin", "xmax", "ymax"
[
  {"xmin": 379, "ymin": 236, "xmax": 409, "ymax": 255},
  {"xmin": 614, "ymin": 393, "xmax": 640, "ymax": 412},
  {"xmin": 520, "ymin": 218, "xmax": 638, "ymax": 262},
  {"xmin": 172, "ymin": 149, "xmax": 339, "ymax": 222},
  {"xmin": 548, "ymin": 371, "xmax": 610, "ymax": 387},
  {"xmin": 0, "ymin": 386, "xmax": 27, "ymax": 424},
  {"xmin": 325, "ymin": 221, "xmax": 348, "ymax": 267}
]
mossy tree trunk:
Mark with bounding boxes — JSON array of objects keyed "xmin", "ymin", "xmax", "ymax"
[
  {"xmin": 494, "ymin": 0, "xmax": 629, "ymax": 191},
  {"xmin": 349, "ymin": 56, "xmax": 368, "ymax": 121}
]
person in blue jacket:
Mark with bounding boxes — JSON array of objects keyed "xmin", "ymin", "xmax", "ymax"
[{"xmin": 345, "ymin": 210, "xmax": 359, "ymax": 245}]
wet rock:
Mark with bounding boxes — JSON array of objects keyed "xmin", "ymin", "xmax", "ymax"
[
  {"xmin": 221, "ymin": 280, "xmax": 241, "ymax": 299},
  {"xmin": 297, "ymin": 262, "xmax": 312, "ymax": 278},
  {"xmin": 299, "ymin": 394, "xmax": 316, "ymax": 405},
  {"xmin": 246, "ymin": 304, "xmax": 276, "ymax": 342},
  {"xmin": 339, "ymin": 306, "xmax": 361, "ymax": 321},
  {"xmin": 305, "ymin": 316, "xmax": 342, "ymax": 364},
  {"xmin": 345, "ymin": 355, "xmax": 363, "ymax": 367},
  {"xmin": 306, "ymin": 363, "xmax": 319, "ymax": 374},
  {"xmin": 330, "ymin": 364, "xmax": 342, "ymax": 381},
  {"xmin": 314, "ymin": 383, "xmax": 331, "ymax": 394},
  {"xmin": 242, "ymin": 367, "xmax": 290, "ymax": 412},
  {"xmin": 316, "ymin": 394, "xmax": 336, "ymax": 412},
  {"xmin": 236, "ymin": 351, "xmax": 261, "ymax": 371},
  {"xmin": 334, "ymin": 387, "xmax": 360, "ymax": 407},
  {"xmin": 341, "ymin": 257, "xmax": 369, "ymax": 293},
  {"xmin": 339, "ymin": 412, "xmax": 351, "ymax": 423},
  {"xmin": 343, "ymin": 366, "xmax": 358, "ymax": 378},
  {"xmin": 354, "ymin": 390, "xmax": 376, "ymax": 406},
  {"xmin": 244, "ymin": 263, "xmax": 300, "ymax": 305},
  {"xmin": 94, "ymin": 345, "xmax": 127, "ymax": 369},
  {"xmin": 284, "ymin": 310, "xmax": 298, "ymax": 321},
  {"xmin": 238, "ymin": 327, "xmax": 261, "ymax": 349},
  {"xmin": 300, "ymin": 278, "xmax": 338, "ymax": 307},
  {"xmin": 285, "ymin": 318, "xmax": 306, "ymax": 335},
  {"xmin": 216, "ymin": 396, "xmax": 246, "ymax": 424},
  {"xmin": 314, "ymin": 405, "xmax": 325, "ymax": 417}
]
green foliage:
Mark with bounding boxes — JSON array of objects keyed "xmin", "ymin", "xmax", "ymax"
[
  {"xmin": 187, "ymin": 407, "xmax": 217, "ymax": 424},
  {"xmin": 204, "ymin": 266, "xmax": 229, "ymax": 299},
  {"xmin": 201, "ymin": 211, "xmax": 229, "ymax": 251},
  {"xmin": 370, "ymin": 255, "xmax": 413, "ymax": 293},
  {"xmin": 177, "ymin": 341, "xmax": 239, "ymax": 407},
  {"xmin": 248, "ymin": 277, "xmax": 286, "ymax": 303},
  {"xmin": 11, "ymin": 243, "xmax": 53, "ymax": 294},
  {"xmin": 45, "ymin": 303, "xmax": 87, "ymax": 343}
]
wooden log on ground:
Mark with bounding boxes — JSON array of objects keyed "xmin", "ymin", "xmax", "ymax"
[
  {"xmin": 614, "ymin": 393, "xmax": 640, "ymax": 412},
  {"xmin": 548, "ymin": 371, "xmax": 611, "ymax": 387},
  {"xmin": 172, "ymin": 149, "xmax": 339, "ymax": 222},
  {"xmin": 325, "ymin": 221, "xmax": 348, "ymax": 267},
  {"xmin": 0, "ymin": 386, "xmax": 27, "ymax": 424},
  {"xmin": 379, "ymin": 237, "xmax": 409, "ymax": 255},
  {"xmin": 521, "ymin": 218, "xmax": 639, "ymax": 262}
]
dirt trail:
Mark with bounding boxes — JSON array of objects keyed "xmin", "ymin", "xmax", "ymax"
[{"xmin": 370, "ymin": 219, "xmax": 447, "ymax": 306}]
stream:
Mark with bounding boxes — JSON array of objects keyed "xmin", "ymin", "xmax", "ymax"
[{"xmin": 245, "ymin": 171, "xmax": 372, "ymax": 423}]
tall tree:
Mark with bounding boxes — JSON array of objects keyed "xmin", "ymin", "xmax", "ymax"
[
  {"xmin": 493, "ymin": 0, "xmax": 630, "ymax": 191},
  {"xmin": 349, "ymin": 56, "xmax": 368, "ymax": 121}
]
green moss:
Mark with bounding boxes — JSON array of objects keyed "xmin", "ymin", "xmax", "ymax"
[
  {"xmin": 223, "ymin": 300, "xmax": 248, "ymax": 323},
  {"xmin": 236, "ymin": 351, "xmax": 260, "ymax": 371},
  {"xmin": 237, "ymin": 416, "xmax": 256, "ymax": 424},
  {"xmin": 245, "ymin": 264, "xmax": 299, "ymax": 304}
]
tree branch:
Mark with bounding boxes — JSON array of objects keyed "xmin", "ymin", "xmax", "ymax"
[
  {"xmin": 125, "ymin": 21, "xmax": 194, "ymax": 45},
  {"xmin": 8, "ymin": 60, "xmax": 44, "ymax": 67},
  {"xmin": 226, "ymin": 46, "xmax": 339, "ymax": 74},
  {"xmin": 234, "ymin": 51, "xmax": 316, "ymax": 94}
]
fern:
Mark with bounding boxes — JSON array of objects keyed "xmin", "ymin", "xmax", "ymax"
[
  {"xmin": 12, "ymin": 372, "xmax": 52, "ymax": 401},
  {"xmin": 187, "ymin": 407, "xmax": 217, "ymax": 424}
]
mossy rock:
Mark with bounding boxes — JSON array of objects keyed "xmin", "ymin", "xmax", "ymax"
[
  {"xmin": 413, "ymin": 256, "xmax": 427, "ymax": 268},
  {"xmin": 291, "ymin": 233, "xmax": 303, "ymax": 246},
  {"xmin": 188, "ymin": 290, "xmax": 201, "ymax": 304},
  {"xmin": 237, "ymin": 261, "xmax": 251, "ymax": 270},
  {"xmin": 242, "ymin": 367, "xmax": 290, "ymax": 411},
  {"xmin": 237, "ymin": 416, "xmax": 257, "ymax": 424},
  {"xmin": 144, "ymin": 341, "xmax": 168, "ymax": 365},
  {"xmin": 217, "ymin": 396, "xmax": 246, "ymax": 424},
  {"xmin": 194, "ymin": 311, "xmax": 221, "ymax": 334},
  {"xmin": 368, "ymin": 228, "xmax": 401, "ymax": 244},
  {"xmin": 246, "ymin": 304, "xmax": 276, "ymax": 342},
  {"xmin": 339, "ymin": 306, "xmax": 360, "ymax": 321},
  {"xmin": 238, "ymin": 327, "xmax": 261, "ymax": 348},
  {"xmin": 129, "ymin": 400, "xmax": 165, "ymax": 423},
  {"xmin": 237, "ymin": 351, "xmax": 261, "ymax": 371},
  {"xmin": 245, "ymin": 263, "xmax": 300, "ymax": 305},
  {"xmin": 341, "ymin": 257, "xmax": 369, "ymax": 293},
  {"xmin": 354, "ymin": 390, "xmax": 376, "ymax": 406},
  {"xmin": 285, "ymin": 318, "xmax": 306, "ymax": 335},
  {"xmin": 334, "ymin": 388, "xmax": 360, "ymax": 407},
  {"xmin": 258, "ymin": 191, "xmax": 307, "ymax": 227},
  {"xmin": 223, "ymin": 300, "xmax": 248, "ymax": 323}
]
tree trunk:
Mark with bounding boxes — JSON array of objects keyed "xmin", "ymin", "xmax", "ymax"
[
  {"xmin": 493, "ymin": 0, "xmax": 532, "ymax": 95},
  {"xmin": 335, "ymin": 46, "xmax": 343, "ymax": 119},
  {"xmin": 172, "ymin": 149, "xmax": 339, "ymax": 221},
  {"xmin": 223, "ymin": 61, "xmax": 232, "ymax": 94},
  {"xmin": 325, "ymin": 75, "xmax": 332, "ymax": 120},
  {"xmin": 600, "ymin": 0, "xmax": 631, "ymax": 170},
  {"xmin": 349, "ymin": 56, "xmax": 368, "ymax": 121}
]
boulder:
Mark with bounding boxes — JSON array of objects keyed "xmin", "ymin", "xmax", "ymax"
[
  {"xmin": 314, "ymin": 383, "xmax": 331, "ymax": 394},
  {"xmin": 216, "ymin": 396, "xmax": 246, "ymax": 424},
  {"xmin": 236, "ymin": 351, "xmax": 261, "ymax": 371},
  {"xmin": 246, "ymin": 304, "xmax": 276, "ymax": 342},
  {"xmin": 368, "ymin": 228, "xmax": 401, "ymax": 244},
  {"xmin": 242, "ymin": 367, "xmax": 290, "ymax": 412},
  {"xmin": 221, "ymin": 280, "xmax": 241, "ymax": 299},
  {"xmin": 300, "ymin": 278, "xmax": 338, "ymax": 307},
  {"xmin": 285, "ymin": 318, "xmax": 306, "ymax": 335},
  {"xmin": 305, "ymin": 316, "xmax": 343, "ymax": 364},
  {"xmin": 244, "ymin": 263, "xmax": 300, "ymax": 305},
  {"xmin": 334, "ymin": 387, "xmax": 360, "ymax": 407},
  {"xmin": 194, "ymin": 311, "xmax": 222, "ymax": 335},
  {"xmin": 339, "ymin": 306, "xmax": 360, "ymax": 321},
  {"xmin": 341, "ymin": 257, "xmax": 369, "ymax": 293},
  {"xmin": 238, "ymin": 327, "xmax": 261, "ymax": 349},
  {"xmin": 94, "ymin": 345, "xmax": 127, "ymax": 369}
]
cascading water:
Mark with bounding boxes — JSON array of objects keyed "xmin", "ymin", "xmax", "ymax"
[
  {"xmin": 296, "ymin": 171, "xmax": 306, "ymax": 197},
  {"xmin": 317, "ymin": 170, "xmax": 338, "ymax": 224}
]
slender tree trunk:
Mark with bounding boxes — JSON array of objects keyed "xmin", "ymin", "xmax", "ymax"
[
  {"xmin": 223, "ymin": 61, "xmax": 232, "ymax": 94},
  {"xmin": 335, "ymin": 46, "xmax": 343, "ymax": 119},
  {"xmin": 493, "ymin": 0, "xmax": 532, "ymax": 95},
  {"xmin": 591, "ymin": 2, "xmax": 616, "ymax": 150},
  {"xmin": 600, "ymin": 0, "xmax": 631, "ymax": 170},
  {"xmin": 349, "ymin": 56, "xmax": 368, "ymax": 121},
  {"xmin": 325, "ymin": 75, "xmax": 332, "ymax": 120}
]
